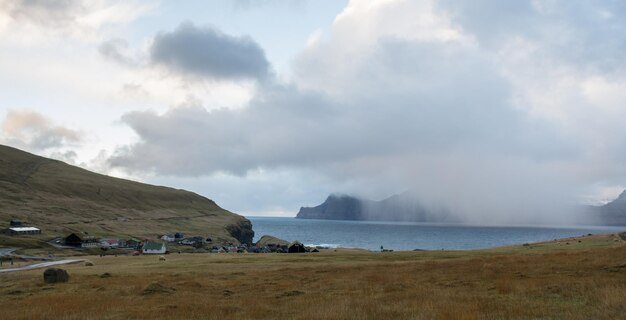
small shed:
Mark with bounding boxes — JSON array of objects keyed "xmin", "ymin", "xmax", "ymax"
[
  {"xmin": 142, "ymin": 242, "xmax": 166, "ymax": 254},
  {"xmin": 9, "ymin": 219, "xmax": 23, "ymax": 227},
  {"xmin": 288, "ymin": 240, "xmax": 306, "ymax": 253},
  {"xmin": 161, "ymin": 234, "xmax": 175, "ymax": 242}
]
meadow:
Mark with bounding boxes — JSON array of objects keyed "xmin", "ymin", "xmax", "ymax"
[{"xmin": 1, "ymin": 233, "xmax": 625, "ymax": 319}]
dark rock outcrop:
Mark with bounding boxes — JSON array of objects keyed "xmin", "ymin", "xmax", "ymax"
[
  {"xmin": 226, "ymin": 219, "xmax": 255, "ymax": 245},
  {"xmin": 43, "ymin": 268, "xmax": 69, "ymax": 283}
]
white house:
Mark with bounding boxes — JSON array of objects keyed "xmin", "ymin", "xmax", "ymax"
[
  {"xmin": 99, "ymin": 239, "xmax": 120, "ymax": 248},
  {"xmin": 143, "ymin": 242, "xmax": 166, "ymax": 254},
  {"xmin": 2, "ymin": 227, "xmax": 41, "ymax": 236},
  {"xmin": 160, "ymin": 234, "xmax": 175, "ymax": 242},
  {"xmin": 81, "ymin": 238, "xmax": 99, "ymax": 248}
]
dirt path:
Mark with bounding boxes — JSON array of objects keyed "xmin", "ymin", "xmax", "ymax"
[{"xmin": 0, "ymin": 259, "xmax": 85, "ymax": 273}]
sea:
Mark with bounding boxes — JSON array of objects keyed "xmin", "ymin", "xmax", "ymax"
[{"xmin": 248, "ymin": 216, "xmax": 625, "ymax": 251}]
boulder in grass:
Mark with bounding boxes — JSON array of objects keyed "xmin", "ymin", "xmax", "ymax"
[
  {"xmin": 142, "ymin": 282, "xmax": 176, "ymax": 295},
  {"xmin": 43, "ymin": 268, "xmax": 69, "ymax": 283}
]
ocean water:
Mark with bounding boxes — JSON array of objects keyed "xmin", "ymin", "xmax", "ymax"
[{"xmin": 248, "ymin": 216, "xmax": 625, "ymax": 251}]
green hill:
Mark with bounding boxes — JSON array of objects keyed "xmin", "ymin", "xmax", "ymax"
[{"xmin": 0, "ymin": 144, "xmax": 253, "ymax": 245}]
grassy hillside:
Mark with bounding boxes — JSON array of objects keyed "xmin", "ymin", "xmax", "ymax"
[
  {"xmin": 0, "ymin": 233, "xmax": 624, "ymax": 319},
  {"xmin": 0, "ymin": 144, "xmax": 253, "ymax": 245}
]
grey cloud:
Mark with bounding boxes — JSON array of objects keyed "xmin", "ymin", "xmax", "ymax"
[
  {"xmin": 437, "ymin": 0, "xmax": 626, "ymax": 73},
  {"xmin": 99, "ymin": 38, "xmax": 135, "ymax": 65},
  {"xmin": 232, "ymin": 0, "xmax": 306, "ymax": 11},
  {"xmin": 0, "ymin": 0, "xmax": 85, "ymax": 27},
  {"xmin": 150, "ymin": 22, "xmax": 271, "ymax": 81},
  {"xmin": 110, "ymin": 38, "xmax": 572, "ymax": 177},
  {"xmin": 0, "ymin": 109, "xmax": 82, "ymax": 151}
]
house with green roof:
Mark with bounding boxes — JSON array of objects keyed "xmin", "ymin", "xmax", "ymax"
[{"xmin": 142, "ymin": 242, "xmax": 166, "ymax": 254}]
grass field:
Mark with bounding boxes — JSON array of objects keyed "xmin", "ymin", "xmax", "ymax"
[{"xmin": 1, "ymin": 233, "xmax": 625, "ymax": 319}]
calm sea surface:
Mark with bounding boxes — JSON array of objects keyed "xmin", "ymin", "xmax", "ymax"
[{"xmin": 248, "ymin": 216, "xmax": 625, "ymax": 251}]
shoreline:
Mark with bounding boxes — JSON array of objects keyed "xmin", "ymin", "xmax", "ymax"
[{"xmin": 251, "ymin": 216, "xmax": 626, "ymax": 252}]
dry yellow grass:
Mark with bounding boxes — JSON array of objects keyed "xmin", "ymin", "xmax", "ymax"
[{"xmin": 1, "ymin": 233, "xmax": 625, "ymax": 319}]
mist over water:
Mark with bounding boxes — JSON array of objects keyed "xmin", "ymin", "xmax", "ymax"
[{"xmin": 344, "ymin": 154, "xmax": 599, "ymax": 227}]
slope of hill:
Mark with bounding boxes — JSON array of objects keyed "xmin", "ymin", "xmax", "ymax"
[
  {"xmin": 0, "ymin": 145, "xmax": 253, "ymax": 244},
  {"xmin": 296, "ymin": 193, "xmax": 453, "ymax": 222}
]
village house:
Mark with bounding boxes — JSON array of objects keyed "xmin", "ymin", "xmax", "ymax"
[
  {"xmin": 2, "ymin": 226, "xmax": 41, "ymax": 236},
  {"xmin": 161, "ymin": 234, "xmax": 175, "ymax": 242},
  {"xmin": 142, "ymin": 242, "xmax": 166, "ymax": 254},
  {"xmin": 179, "ymin": 236, "xmax": 204, "ymax": 246},
  {"xmin": 126, "ymin": 239, "xmax": 140, "ymax": 249},
  {"xmin": 81, "ymin": 237, "xmax": 99, "ymax": 248},
  {"xmin": 100, "ymin": 239, "xmax": 120, "ymax": 249}
]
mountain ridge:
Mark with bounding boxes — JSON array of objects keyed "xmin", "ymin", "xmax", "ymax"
[{"xmin": 298, "ymin": 190, "xmax": 626, "ymax": 226}]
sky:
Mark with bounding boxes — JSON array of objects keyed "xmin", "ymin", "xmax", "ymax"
[{"xmin": 1, "ymin": 0, "xmax": 626, "ymax": 223}]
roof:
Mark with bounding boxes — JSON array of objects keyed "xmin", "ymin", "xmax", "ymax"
[
  {"xmin": 143, "ymin": 242, "xmax": 165, "ymax": 251},
  {"xmin": 9, "ymin": 227, "xmax": 40, "ymax": 232},
  {"xmin": 102, "ymin": 239, "xmax": 119, "ymax": 244}
]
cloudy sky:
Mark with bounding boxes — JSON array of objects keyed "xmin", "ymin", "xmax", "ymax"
[{"xmin": 1, "ymin": 0, "xmax": 626, "ymax": 223}]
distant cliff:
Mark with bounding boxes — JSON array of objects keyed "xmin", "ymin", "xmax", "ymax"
[
  {"xmin": 587, "ymin": 190, "xmax": 626, "ymax": 225},
  {"xmin": 296, "ymin": 193, "xmax": 451, "ymax": 222},
  {"xmin": 296, "ymin": 194, "xmax": 364, "ymax": 220}
]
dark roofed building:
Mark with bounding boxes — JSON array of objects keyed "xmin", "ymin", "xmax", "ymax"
[
  {"xmin": 126, "ymin": 239, "xmax": 140, "ymax": 249},
  {"xmin": 288, "ymin": 240, "xmax": 306, "ymax": 253},
  {"xmin": 65, "ymin": 233, "xmax": 83, "ymax": 247},
  {"xmin": 10, "ymin": 219, "xmax": 23, "ymax": 227}
]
